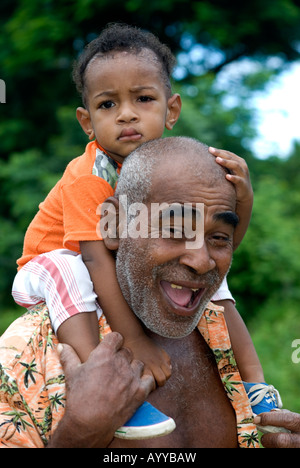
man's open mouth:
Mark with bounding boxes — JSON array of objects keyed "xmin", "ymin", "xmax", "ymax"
[{"xmin": 160, "ymin": 280, "xmax": 205, "ymax": 316}]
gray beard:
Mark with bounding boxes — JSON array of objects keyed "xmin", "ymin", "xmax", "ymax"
[{"xmin": 116, "ymin": 243, "xmax": 224, "ymax": 339}]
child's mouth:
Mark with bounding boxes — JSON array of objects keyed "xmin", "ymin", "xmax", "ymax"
[{"xmin": 119, "ymin": 128, "xmax": 142, "ymax": 142}]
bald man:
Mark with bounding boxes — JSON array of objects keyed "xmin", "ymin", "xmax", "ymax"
[{"xmin": 0, "ymin": 137, "xmax": 259, "ymax": 448}]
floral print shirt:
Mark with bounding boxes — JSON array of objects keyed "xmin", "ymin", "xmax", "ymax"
[{"xmin": 0, "ymin": 302, "xmax": 259, "ymax": 448}]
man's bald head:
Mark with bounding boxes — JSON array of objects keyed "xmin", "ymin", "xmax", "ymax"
[{"xmin": 115, "ymin": 137, "xmax": 232, "ymax": 206}]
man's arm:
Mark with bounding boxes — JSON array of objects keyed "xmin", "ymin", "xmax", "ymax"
[{"xmin": 48, "ymin": 333, "xmax": 154, "ymax": 448}]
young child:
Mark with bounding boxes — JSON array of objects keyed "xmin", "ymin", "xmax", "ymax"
[{"xmin": 12, "ymin": 23, "xmax": 282, "ymax": 439}]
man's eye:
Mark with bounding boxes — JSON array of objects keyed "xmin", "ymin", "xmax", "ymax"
[
  {"xmin": 210, "ymin": 234, "xmax": 231, "ymax": 246},
  {"xmin": 161, "ymin": 226, "xmax": 184, "ymax": 239},
  {"xmin": 99, "ymin": 101, "xmax": 115, "ymax": 109}
]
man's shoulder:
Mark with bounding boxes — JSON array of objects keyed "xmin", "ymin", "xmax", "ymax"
[
  {"xmin": 0, "ymin": 304, "xmax": 56, "ymax": 370},
  {"xmin": 197, "ymin": 302, "xmax": 225, "ymax": 332},
  {"xmin": 197, "ymin": 301, "xmax": 228, "ymax": 347},
  {"xmin": 203, "ymin": 301, "xmax": 225, "ymax": 317},
  {"xmin": 0, "ymin": 304, "xmax": 65, "ymax": 447}
]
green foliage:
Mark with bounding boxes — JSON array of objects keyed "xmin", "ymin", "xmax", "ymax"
[
  {"xmin": 0, "ymin": 308, "xmax": 20, "ymax": 336},
  {"xmin": 0, "ymin": 105, "xmax": 88, "ymax": 308},
  {"xmin": 1, "ymin": 0, "xmax": 299, "ymax": 156},
  {"xmin": 230, "ymin": 167, "xmax": 300, "ymax": 318},
  {"xmin": 249, "ymin": 299, "xmax": 300, "ymax": 412},
  {"xmin": 170, "ymin": 75, "xmax": 257, "ymax": 153}
]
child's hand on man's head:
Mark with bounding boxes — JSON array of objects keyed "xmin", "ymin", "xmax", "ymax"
[
  {"xmin": 209, "ymin": 147, "xmax": 253, "ymax": 250},
  {"xmin": 209, "ymin": 147, "xmax": 253, "ymax": 205}
]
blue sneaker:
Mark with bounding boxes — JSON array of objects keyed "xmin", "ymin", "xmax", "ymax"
[
  {"xmin": 243, "ymin": 382, "xmax": 282, "ymax": 415},
  {"xmin": 115, "ymin": 401, "xmax": 176, "ymax": 440},
  {"xmin": 244, "ymin": 382, "xmax": 288, "ymax": 434}
]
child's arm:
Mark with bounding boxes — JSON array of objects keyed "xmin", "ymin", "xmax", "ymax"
[
  {"xmin": 209, "ymin": 147, "xmax": 253, "ymax": 250},
  {"xmin": 209, "ymin": 150, "xmax": 264, "ymax": 381},
  {"xmin": 215, "ymin": 299, "xmax": 265, "ymax": 383},
  {"xmin": 80, "ymin": 240, "xmax": 172, "ymax": 387}
]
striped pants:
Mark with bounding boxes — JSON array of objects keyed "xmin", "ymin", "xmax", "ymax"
[{"xmin": 12, "ymin": 249, "xmax": 98, "ymax": 333}]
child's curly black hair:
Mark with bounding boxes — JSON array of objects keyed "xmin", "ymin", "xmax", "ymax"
[{"xmin": 72, "ymin": 23, "xmax": 176, "ymax": 107}]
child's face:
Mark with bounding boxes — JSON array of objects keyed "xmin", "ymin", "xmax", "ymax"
[{"xmin": 77, "ymin": 50, "xmax": 181, "ymax": 163}]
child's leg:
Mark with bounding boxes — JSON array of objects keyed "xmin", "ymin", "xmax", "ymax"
[
  {"xmin": 216, "ymin": 299, "xmax": 265, "ymax": 383},
  {"xmin": 12, "ymin": 249, "xmax": 99, "ymax": 361},
  {"xmin": 215, "ymin": 298, "xmax": 284, "ymax": 432},
  {"xmin": 56, "ymin": 311, "xmax": 99, "ymax": 362},
  {"xmin": 211, "ymin": 277, "xmax": 265, "ymax": 382}
]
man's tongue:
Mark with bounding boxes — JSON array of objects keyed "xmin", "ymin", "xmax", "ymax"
[{"xmin": 161, "ymin": 281, "xmax": 193, "ymax": 307}]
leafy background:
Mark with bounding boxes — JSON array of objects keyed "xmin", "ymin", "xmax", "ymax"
[{"xmin": 1, "ymin": 0, "xmax": 300, "ymax": 411}]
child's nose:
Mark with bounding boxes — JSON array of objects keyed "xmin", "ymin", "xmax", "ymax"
[{"xmin": 117, "ymin": 103, "xmax": 139, "ymax": 123}]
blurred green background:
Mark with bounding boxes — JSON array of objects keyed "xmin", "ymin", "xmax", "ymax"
[{"xmin": 0, "ymin": 0, "xmax": 299, "ymax": 412}]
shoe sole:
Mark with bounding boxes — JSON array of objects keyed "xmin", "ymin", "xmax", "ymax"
[
  {"xmin": 253, "ymin": 411, "xmax": 291, "ymax": 435},
  {"xmin": 256, "ymin": 424, "xmax": 290, "ymax": 434},
  {"xmin": 114, "ymin": 418, "xmax": 176, "ymax": 440}
]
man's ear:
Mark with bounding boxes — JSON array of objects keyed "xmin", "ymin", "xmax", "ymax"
[
  {"xmin": 76, "ymin": 107, "xmax": 95, "ymax": 140},
  {"xmin": 165, "ymin": 93, "xmax": 182, "ymax": 131},
  {"xmin": 99, "ymin": 197, "xmax": 120, "ymax": 251}
]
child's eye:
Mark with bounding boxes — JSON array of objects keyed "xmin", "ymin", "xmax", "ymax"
[
  {"xmin": 138, "ymin": 96, "xmax": 154, "ymax": 103},
  {"xmin": 99, "ymin": 100, "xmax": 115, "ymax": 109}
]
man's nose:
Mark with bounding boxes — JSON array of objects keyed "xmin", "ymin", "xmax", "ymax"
[
  {"xmin": 117, "ymin": 103, "xmax": 139, "ymax": 123},
  {"xmin": 179, "ymin": 242, "xmax": 216, "ymax": 274}
]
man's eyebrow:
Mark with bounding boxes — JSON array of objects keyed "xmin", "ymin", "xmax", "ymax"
[{"xmin": 213, "ymin": 211, "xmax": 239, "ymax": 228}]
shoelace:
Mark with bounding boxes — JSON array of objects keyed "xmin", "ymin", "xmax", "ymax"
[{"xmin": 247, "ymin": 384, "xmax": 283, "ymax": 408}]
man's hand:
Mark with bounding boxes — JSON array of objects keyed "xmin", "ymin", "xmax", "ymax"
[
  {"xmin": 255, "ymin": 410, "xmax": 300, "ymax": 448},
  {"xmin": 48, "ymin": 332, "xmax": 154, "ymax": 448}
]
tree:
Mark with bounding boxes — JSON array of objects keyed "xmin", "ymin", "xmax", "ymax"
[
  {"xmin": 229, "ymin": 170, "xmax": 300, "ymax": 318},
  {"xmin": 1, "ymin": 0, "xmax": 300, "ymax": 157}
]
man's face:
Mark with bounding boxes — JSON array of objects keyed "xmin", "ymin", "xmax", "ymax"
[{"xmin": 116, "ymin": 156, "xmax": 237, "ymax": 338}]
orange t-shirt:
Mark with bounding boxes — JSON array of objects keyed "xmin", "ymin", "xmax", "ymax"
[{"xmin": 17, "ymin": 141, "xmax": 121, "ymax": 269}]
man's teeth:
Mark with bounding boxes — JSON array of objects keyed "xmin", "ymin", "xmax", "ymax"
[
  {"xmin": 170, "ymin": 283, "xmax": 199, "ymax": 292},
  {"xmin": 170, "ymin": 283, "xmax": 182, "ymax": 289}
]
